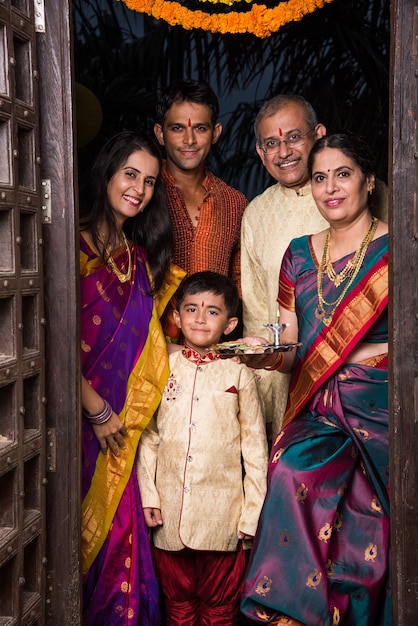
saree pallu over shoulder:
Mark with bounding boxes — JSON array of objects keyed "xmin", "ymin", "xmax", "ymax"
[
  {"xmin": 279, "ymin": 235, "xmax": 388, "ymax": 429},
  {"xmin": 154, "ymin": 262, "xmax": 186, "ymax": 319},
  {"xmin": 81, "ymin": 313, "xmax": 169, "ymax": 573},
  {"xmin": 80, "ymin": 235, "xmax": 184, "ymax": 574}
]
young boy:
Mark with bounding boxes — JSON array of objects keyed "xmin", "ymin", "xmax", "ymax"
[{"xmin": 137, "ymin": 271, "xmax": 267, "ymax": 626}]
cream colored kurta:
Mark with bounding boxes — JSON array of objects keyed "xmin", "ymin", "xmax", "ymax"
[
  {"xmin": 241, "ymin": 179, "xmax": 388, "ymax": 440},
  {"xmin": 137, "ymin": 350, "xmax": 268, "ymax": 552},
  {"xmin": 241, "ymin": 182, "xmax": 327, "ymax": 439}
]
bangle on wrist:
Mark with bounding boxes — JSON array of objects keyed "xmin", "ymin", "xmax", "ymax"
[
  {"xmin": 264, "ymin": 352, "xmax": 284, "ymax": 371},
  {"xmin": 84, "ymin": 399, "xmax": 113, "ymax": 425}
]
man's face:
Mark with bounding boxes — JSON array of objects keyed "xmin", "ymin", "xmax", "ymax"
[
  {"xmin": 255, "ymin": 103, "xmax": 326, "ymax": 192},
  {"xmin": 154, "ymin": 101, "xmax": 222, "ymax": 175}
]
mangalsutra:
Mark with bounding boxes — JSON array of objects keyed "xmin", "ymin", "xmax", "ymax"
[
  {"xmin": 105, "ymin": 231, "xmax": 132, "ymax": 283},
  {"xmin": 317, "ymin": 216, "xmax": 379, "ymax": 326}
]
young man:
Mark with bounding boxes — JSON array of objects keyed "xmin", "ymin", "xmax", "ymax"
[
  {"xmin": 241, "ymin": 94, "xmax": 388, "ymax": 440},
  {"xmin": 154, "ymin": 80, "xmax": 248, "ymax": 297},
  {"xmin": 137, "ymin": 271, "xmax": 267, "ymax": 626}
]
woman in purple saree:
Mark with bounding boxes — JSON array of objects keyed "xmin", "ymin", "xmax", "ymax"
[
  {"xmin": 80, "ymin": 131, "xmax": 184, "ymax": 625},
  {"xmin": 240, "ymin": 134, "xmax": 391, "ymax": 625}
]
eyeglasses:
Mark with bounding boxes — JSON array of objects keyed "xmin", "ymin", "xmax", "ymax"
[{"xmin": 259, "ymin": 129, "xmax": 314, "ymax": 154}]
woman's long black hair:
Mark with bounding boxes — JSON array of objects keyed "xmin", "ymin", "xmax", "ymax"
[{"xmin": 80, "ymin": 130, "xmax": 173, "ymax": 293}]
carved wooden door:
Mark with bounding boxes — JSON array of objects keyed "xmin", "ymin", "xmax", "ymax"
[
  {"xmin": 0, "ymin": 1, "xmax": 80, "ymax": 624},
  {"xmin": 0, "ymin": 1, "xmax": 47, "ymax": 624}
]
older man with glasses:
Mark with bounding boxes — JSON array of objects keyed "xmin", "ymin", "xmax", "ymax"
[{"xmin": 241, "ymin": 94, "xmax": 388, "ymax": 441}]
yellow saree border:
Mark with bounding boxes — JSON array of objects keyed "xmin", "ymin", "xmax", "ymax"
[
  {"xmin": 81, "ymin": 263, "xmax": 185, "ymax": 574},
  {"xmin": 282, "ymin": 263, "xmax": 388, "ymax": 429},
  {"xmin": 154, "ymin": 263, "xmax": 186, "ymax": 318}
]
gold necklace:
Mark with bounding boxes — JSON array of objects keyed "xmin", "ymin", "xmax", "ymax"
[
  {"xmin": 317, "ymin": 216, "xmax": 379, "ymax": 326},
  {"xmin": 326, "ymin": 233, "xmax": 364, "ymax": 287},
  {"xmin": 105, "ymin": 231, "xmax": 132, "ymax": 283}
]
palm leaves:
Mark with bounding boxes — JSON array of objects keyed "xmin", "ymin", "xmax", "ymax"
[{"xmin": 73, "ymin": 0, "xmax": 389, "ymax": 198}]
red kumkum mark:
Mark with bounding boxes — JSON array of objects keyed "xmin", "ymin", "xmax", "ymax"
[
  {"xmin": 279, "ymin": 127, "xmax": 283, "ymax": 137},
  {"xmin": 188, "ymin": 118, "xmax": 192, "ymax": 127},
  {"xmin": 201, "ymin": 301, "xmax": 204, "ymax": 307}
]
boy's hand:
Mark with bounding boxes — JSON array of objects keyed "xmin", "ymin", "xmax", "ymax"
[
  {"xmin": 238, "ymin": 531, "xmax": 253, "ymax": 541},
  {"xmin": 143, "ymin": 507, "xmax": 163, "ymax": 528}
]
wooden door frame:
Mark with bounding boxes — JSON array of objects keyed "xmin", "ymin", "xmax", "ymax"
[
  {"xmin": 37, "ymin": 1, "xmax": 81, "ymax": 623},
  {"xmin": 389, "ymin": 0, "xmax": 418, "ymax": 622},
  {"xmin": 32, "ymin": 0, "xmax": 418, "ymax": 622}
]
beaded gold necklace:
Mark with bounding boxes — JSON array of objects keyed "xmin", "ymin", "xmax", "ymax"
[
  {"xmin": 105, "ymin": 231, "xmax": 132, "ymax": 283},
  {"xmin": 316, "ymin": 216, "xmax": 379, "ymax": 326}
]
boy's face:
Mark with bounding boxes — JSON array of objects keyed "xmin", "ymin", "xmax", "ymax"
[{"xmin": 173, "ymin": 290, "xmax": 238, "ymax": 356}]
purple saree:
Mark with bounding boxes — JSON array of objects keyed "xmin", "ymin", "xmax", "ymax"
[
  {"xmin": 80, "ymin": 234, "xmax": 183, "ymax": 625},
  {"xmin": 241, "ymin": 234, "xmax": 391, "ymax": 626}
]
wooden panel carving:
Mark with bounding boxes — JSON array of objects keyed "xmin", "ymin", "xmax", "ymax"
[{"xmin": 0, "ymin": 1, "xmax": 46, "ymax": 624}]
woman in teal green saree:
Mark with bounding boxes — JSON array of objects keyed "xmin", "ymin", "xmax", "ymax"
[{"xmin": 240, "ymin": 134, "xmax": 391, "ymax": 626}]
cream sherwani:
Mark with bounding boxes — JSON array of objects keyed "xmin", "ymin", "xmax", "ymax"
[
  {"xmin": 137, "ymin": 348, "xmax": 268, "ymax": 552},
  {"xmin": 241, "ymin": 179, "xmax": 388, "ymax": 439},
  {"xmin": 241, "ymin": 182, "xmax": 328, "ymax": 438}
]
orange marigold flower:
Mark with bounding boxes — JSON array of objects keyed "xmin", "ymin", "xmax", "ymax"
[{"xmin": 119, "ymin": 0, "xmax": 334, "ymax": 38}]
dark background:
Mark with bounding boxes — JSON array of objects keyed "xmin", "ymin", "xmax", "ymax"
[{"xmin": 73, "ymin": 0, "xmax": 389, "ymax": 200}]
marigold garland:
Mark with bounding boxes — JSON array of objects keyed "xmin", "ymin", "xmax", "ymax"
[
  {"xmin": 200, "ymin": 0, "xmax": 253, "ymax": 7},
  {"xmin": 118, "ymin": 0, "xmax": 334, "ymax": 37}
]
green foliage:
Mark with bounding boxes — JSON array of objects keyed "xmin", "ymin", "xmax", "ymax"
[{"xmin": 74, "ymin": 0, "xmax": 389, "ymax": 198}]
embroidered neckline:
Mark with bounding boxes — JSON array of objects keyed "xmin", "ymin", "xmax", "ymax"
[{"xmin": 182, "ymin": 344, "xmax": 219, "ymax": 364}]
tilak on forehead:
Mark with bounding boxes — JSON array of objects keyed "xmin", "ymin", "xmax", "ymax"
[
  {"xmin": 188, "ymin": 118, "xmax": 192, "ymax": 127},
  {"xmin": 201, "ymin": 300, "xmax": 205, "ymax": 307},
  {"xmin": 279, "ymin": 128, "xmax": 283, "ymax": 137}
]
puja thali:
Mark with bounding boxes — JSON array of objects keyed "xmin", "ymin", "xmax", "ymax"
[{"xmin": 211, "ymin": 342, "xmax": 301, "ymax": 356}]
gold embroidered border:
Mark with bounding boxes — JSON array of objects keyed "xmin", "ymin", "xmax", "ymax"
[
  {"xmin": 282, "ymin": 264, "xmax": 388, "ymax": 428},
  {"xmin": 81, "ymin": 308, "xmax": 169, "ymax": 573}
]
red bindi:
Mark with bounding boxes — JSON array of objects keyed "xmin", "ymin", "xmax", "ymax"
[
  {"xmin": 201, "ymin": 301, "xmax": 204, "ymax": 307},
  {"xmin": 188, "ymin": 118, "xmax": 192, "ymax": 127},
  {"xmin": 278, "ymin": 128, "xmax": 283, "ymax": 137}
]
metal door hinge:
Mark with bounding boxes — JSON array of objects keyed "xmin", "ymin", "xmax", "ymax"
[
  {"xmin": 41, "ymin": 179, "xmax": 52, "ymax": 224},
  {"xmin": 34, "ymin": 0, "xmax": 45, "ymax": 33}
]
